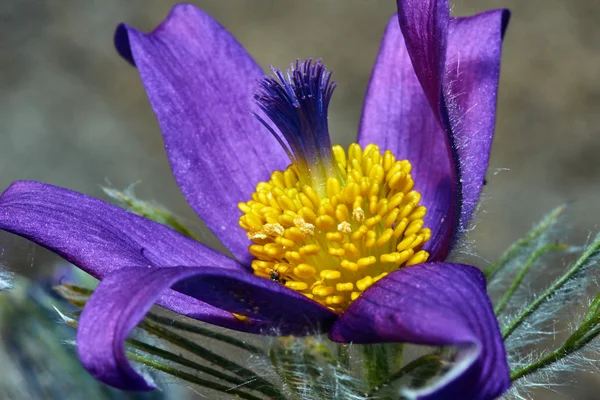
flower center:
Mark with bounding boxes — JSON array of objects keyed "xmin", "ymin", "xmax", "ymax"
[{"xmin": 239, "ymin": 143, "xmax": 430, "ymax": 312}]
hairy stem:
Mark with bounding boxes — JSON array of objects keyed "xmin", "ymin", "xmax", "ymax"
[
  {"xmin": 141, "ymin": 320, "xmax": 282, "ymax": 399},
  {"xmin": 494, "ymin": 243, "xmax": 568, "ymax": 315},
  {"xmin": 502, "ymin": 234, "xmax": 600, "ymax": 340},
  {"xmin": 146, "ymin": 312, "xmax": 263, "ymax": 355},
  {"xmin": 485, "ymin": 205, "xmax": 565, "ymax": 280},
  {"xmin": 128, "ymin": 352, "xmax": 264, "ymax": 400}
]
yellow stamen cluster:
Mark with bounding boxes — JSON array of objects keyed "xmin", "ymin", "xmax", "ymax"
[{"xmin": 238, "ymin": 143, "xmax": 431, "ymax": 313}]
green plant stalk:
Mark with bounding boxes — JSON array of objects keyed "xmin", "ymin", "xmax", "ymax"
[
  {"xmin": 484, "ymin": 205, "xmax": 565, "ymax": 279},
  {"xmin": 336, "ymin": 343, "xmax": 351, "ymax": 370},
  {"xmin": 362, "ymin": 344, "xmax": 390, "ymax": 390},
  {"xmin": 128, "ymin": 338, "xmax": 261, "ymax": 391},
  {"xmin": 145, "ymin": 312, "xmax": 263, "ymax": 355},
  {"xmin": 56, "ymin": 283, "xmax": 264, "ymax": 356},
  {"xmin": 367, "ymin": 354, "xmax": 442, "ymax": 398},
  {"xmin": 141, "ymin": 319, "xmax": 282, "ymax": 399},
  {"xmin": 103, "ymin": 186, "xmax": 200, "ymax": 241},
  {"xmin": 502, "ymin": 234, "xmax": 600, "ymax": 340},
  {"xmin": 128, "ymin": 352, "xmax": 264, "ymax": 400},
  {"xmin": 494, "ymin": 243, "xmax": 568, "ymax": 315},
  {"xmin": 510, "ymin": 324, "xmax": 600, "ymax": 381}
]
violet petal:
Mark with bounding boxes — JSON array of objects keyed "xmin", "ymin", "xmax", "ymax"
[
  {"xmin": 358, "ymin": 15, "xmax": 453, "ymax": 261},
  {"xmin": 114, "ymin": 4, "xmax": 288, "ymax": 264},
  {"xmin": 78, "ymin": 266, "xmax": 338, "ymax": 389},
  {"xmin": 443, "ymin": 9, "xmax": 510, "ymax": 232},
  {"xmin": 330, "ymin": 262, "xmax": 509, "ymax": 400},
  {"xmin": 396, "ymin": 0, "xmax": 510, "ymax": 242},
  {"xmin": 0, "ymin": 181, "xmax": 251, "ymax": 327}
]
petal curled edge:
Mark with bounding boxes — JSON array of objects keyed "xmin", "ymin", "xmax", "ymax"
[
  {"xmin": 329, "ymin": 263, "xmax": 509, "ymax": 400},
  {"xmin": 389, "ymin": 0, "xmax": 509, "ymax": 251},
  {"xmin": 358, "ymin": 15, "xmax": 453, "ymax": 261},
  {"xmin": 78, "ymin": 266, "xmax": 338, "ymax": 390},
  {"xmin": 444, "ymin": 9, "xmax": 510, "ymax": 233},
  {"xmin": 0, "ymin": 181, "xmax": 252, "ymax": 328},
  {"xmin": 115, "ymin": 4, "xmax": 288, "ymax": 264}
]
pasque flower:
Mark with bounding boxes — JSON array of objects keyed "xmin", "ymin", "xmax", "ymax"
[{"xmin": 0, "ymin": 0, "xmax": 511, "ymax": 398}]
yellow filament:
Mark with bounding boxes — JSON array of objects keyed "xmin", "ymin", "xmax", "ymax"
[{"xmin": 238, "ymin": 143, "xmax": 430, "ymax": 313}]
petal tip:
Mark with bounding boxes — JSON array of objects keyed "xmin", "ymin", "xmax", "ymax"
[{"xmin": 114, "ymin": 23, "xmax": 135, "ymax": 66}]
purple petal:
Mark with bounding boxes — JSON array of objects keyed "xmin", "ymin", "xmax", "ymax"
[
  {"xmin": 0, "ymin": 181, "xmax": 250, "ymax": 327},
  {"xmin": 364, "ymin": 1, "xmax": 509, "ymax": 255},
  {"xmin": 114, "ymin": 4, "xmax": 288, "ymax": 264},
  {"xmin": 330, "ymin": 263, "xmax": 509, "ymax": 400},
  {"xmin": 358, "ymin": 16, "xmax": 453, "ymax": 261},
  {"xmin": 78, "ymin": 266, "xmax": 338, "ymax": 389},
  {"xmin": 443, "ymin": 9, "xmax": 510, "ymax": 232},
  {"xmin": 396, "ymin": 0, "xmax": 449, "ymax": 110}
]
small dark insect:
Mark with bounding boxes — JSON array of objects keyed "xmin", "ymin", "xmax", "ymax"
[
  {"xmin": 270, "ymin": 270, "xmax": 281, "ymax": 282},
  {"xmin": 483, "ymin": 178, "xmax": 488, "ymax": 186}
]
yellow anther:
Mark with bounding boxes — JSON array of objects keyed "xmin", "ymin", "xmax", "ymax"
[
  {"xmin": 408, "ymin": 206, "xmax": 427, "ymax": 221},
  {"xmin": 299, "ymin": 244, "xmax": 320, "ymax": 256},
  {"xmin": 302, "ymin": 185, "xmax": 321, "ymax": 208},
  {"xmin": 249, "ymin": 244, "xmax": 267, "ymax": 258},
  {"xmin": 283, "ymin": 168, "xmax": 297, "ymax": 188},
  {"xmin": 274, "ymin": 263, "xmax": 292, "ymax": 274},
  {"xmin": 293, "ymin": 264, "xmax": 317, "ymax": 279},
  {"xmin": 405, "ymin": 219, "xmax": 424, "ymax": 236},
  {"xmin": 393, "ymin": 218, "xmax": 409, "ymax": 238},
  {"xmin": 365, "ymin": 214, "xmax": 382, "ymax": 228},
  {"xmin": 326, "ymin": 295, "xmax": 345, "ymax": 305},
  {"xmin": 351, "ymin": 225, "xmax": 369, "ymax": 241},
  {"xmin": 284, "ymin": 227, "xmax": 306, "ymax": 242},
  {"xmin": 233, "ymin": 313, "xmax": 249, "ymax": 322},
  {"xmin": 285, "ymin": 251, "xmax": 303, "ymax": 263},
  {"xmin": 356, "ymin": 276, "xmax": 374, "ymax": 291},
  {"xmin": 396, "ymin": 234, "xmax": 417, "ymax": 252},
  {"xmin": 313, "ymin": 285, "xmax": 335, "ymax": 297},
  {"xmin": 264, "ymin": 243, "xmax": 285, "ymax": 257},
  {"xmin": 329, "ymin": 247, "xmax": 345, "ymax": 257},
  {"xmin": 275, "ymin": 236, "xmax": 295, "ymax": 248},
  {"xmin": 342, "ymin": 243, "xmax": 359, "ymax": 258},
  {"xmin": 388, "ymin": 192, "xmax": 405, "ymax": 209},
  {"xmin": 384, "ymin": 209, "xmax": 401, "ymax": 228},
  {"xmin": 315, "ymin": 215, "xmax": 335, "ymax": 230},
  {"xmin": 320, "ymin": 270, "xmax": 342, "ymax": 280},
  {"xmin": 336, "ymin": 282, "xmax": 354, "ymax": 292},
  {"xmin": 239, "ymin": 143, "xmax": 430, "ymax": 313},
  {"xmin": 285, "ymin": 281, "xmax": 309, "ymax": 291},
  {"xmin": 332, "ymin": 145, "xmax": 347, "ymax": 168},
  {"xmin": 377, "ymin": 228, "xmax": 394, "ymax": 247},
  {"xmin": 335, "ymin": 204, "xmax": 350, "ymax": 222},
  {"xmin": 340, "ymin": 260, "xmax": 358, "ymax": 271},
  {"xmin": 376, "ymin": 199, "xmax": 389, "ymax": 217},
  {"xmin": 326, "ymin": 231, "xmax": 344, "ymax": 242},
  {"xmin": 383, "ymin": 150, "xmax": 395, "ymax": 171},
  {"xmin": 357, "ymin": 256, "xmax": 377, "ymax": 269},
  {"xmin": 337, "ymin": 221, "xmax": 352, "ymax": 233},
  {"xmin": 326, "ymin": 177, "xmax": 342, "ymax": 198},
  {"xmin": 298, "ymin": 207, "xmax": 317, "ymax": 223},
  {"xmin": 406, "ymin": 250, "xmax": 429, "ymax": 266},
  {"xmin": 365, "ymin": 230, "xmax": 377, "ymax": 248},
  {"xmin": 242, "ymin": 213, "xmax": 263, "ymax": 230}
]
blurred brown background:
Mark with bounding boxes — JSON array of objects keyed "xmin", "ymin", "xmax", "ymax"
[{"xmin": 1, "ymin": 0, "xmax": 599, "ymax": 398}]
